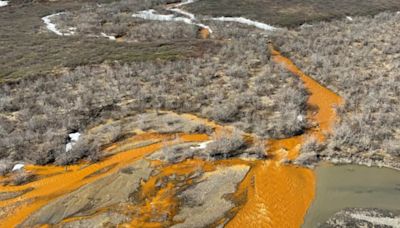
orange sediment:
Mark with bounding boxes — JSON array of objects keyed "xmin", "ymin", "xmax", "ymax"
[
  {"xmin": 227, "ymin": 161, "xmax": 315, "ymax": 228},
  {"xmin": 0, "ymin": 133, "xmax": 208, "ymax": 227},
  {"xmin": 226, "ymin": 47, "xmax": 343, "ymax": 228},
  {"xmin": 0, "ymin": 46, "xmax": 343, "ymax": 228},
  {"xmin": 271, "ymin": 49, "xmax": 343, "ymax": 139}
]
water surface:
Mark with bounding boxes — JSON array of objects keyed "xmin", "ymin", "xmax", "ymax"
[{"xmin": 303, "ymin": 164, "xmax": 400, "ymax": 227}]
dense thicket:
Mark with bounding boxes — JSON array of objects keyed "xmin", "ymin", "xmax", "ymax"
[
  {"xmin": 0, "ymin": 26, "xmax": 308, "ymax": 166},
  {"xmin": 274, "ymin": 12, "xmax": 400, "ymax": 167},
  {"xmin": 53, "ymin": 0, "xmax": 200, "ymax": 42}
]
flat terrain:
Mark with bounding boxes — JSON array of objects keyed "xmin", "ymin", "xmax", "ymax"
[
  {"xmin": 0, "ymin": 0, "xmax": 215, "ymax": 82},
  {"xmin": 188, "ymin": 0, "xmax": 400, "ymax": 26}
]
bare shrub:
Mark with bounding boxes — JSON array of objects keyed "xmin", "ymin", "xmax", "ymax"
[
  {"xmin": 11, "ymin": 171, "xmax": 36, "ymax": 186},
  {"xmin": 205, "ymin": 131, "xmax": 246, "ymax": 159},
  {"xmin": 0, "ymin": 16, "xmax": 310, "ymax": 166},
  {"xmin": 272, "ymin": 12, "xmax": 400, "ymax": 167},
  {"xmin": 244, "ymin": 138, "xmax": 267, "ymax": 159},
  {"xmin": 0, "ymin": 159, "xmax": 14, "ymax": 176}
]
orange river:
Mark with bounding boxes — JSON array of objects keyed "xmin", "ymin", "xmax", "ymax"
[
  {"xmin": 0, "ymin": 47, "xmax": 342, "ymax": 227},
  {"xmin": 225, "ymin": 48, "xmax": 343, "ymax": 228}
]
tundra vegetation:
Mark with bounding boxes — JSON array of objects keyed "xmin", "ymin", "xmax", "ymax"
[
  {"xmin": 0, "ymin": 0, "xmax": 309, "ymax": 169},
  {"xmin": 1, "ymin": 0, "xmax": 399, "ymax": 173},
  {"xmin": 187, "ymin": 0, "xmax": 400, "ymax": 27},
  {"xmin": 0, "ymin": 0, "xmax": 213, "ymax": 81},
  {"xmin": 275, "ymin": 12, "xmax": 400, "ymax": 168}
]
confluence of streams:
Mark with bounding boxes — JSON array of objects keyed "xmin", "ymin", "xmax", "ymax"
[{"xmin": 0, "ymin": 46, "xmax": 343, "ymax": 227}]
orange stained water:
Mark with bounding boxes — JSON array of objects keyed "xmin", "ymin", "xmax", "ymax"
[
  {"xmin": 271, "ymin": 49, "xmax": 343, "ymax": 140},
  {"xmin": 122, "ymin": 158, "xmax": 253, "ymax": 227},
  {"xmin": 227, "ymin": 161, "xmax": 315, "ymax": 228},
  {"xmin": 0, "ymin": 47, "xmax": 343, "ymax": 228},
  {"xmin": 226, "ymin": 48, "xmax": 343, "ymax": 228},
  {"xmin": 0, "ymin": 133, "xmax": 208, "ymax": 227}
]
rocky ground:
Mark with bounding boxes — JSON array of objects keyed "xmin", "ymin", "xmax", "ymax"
[{"xmin": 322, "ymin": 208, "xmax": 400, "ymax": 228}]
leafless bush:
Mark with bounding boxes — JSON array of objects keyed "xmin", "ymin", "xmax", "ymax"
[
  {"xmin": 205, "ymin": 131, "xmax": 246, "ymax": 159},
  {"xmin": 54, "ymin": 0, "xmax": 199, "ymax": 42},
  {"xmin": 0, "ymin": 17, "xmax": 309, "ymax": 166},
  {"xmin": 0, "ymin": 159, "xmax": 14, "ymax": 176},
  {"xmin": 273, "ymin": 11, "xmax": 400, "ymax": 166},
  {"xmin": 243, "ymin": 138, "xmax": 267, "ymax": 159},
  {"xmin": 11, "ymin": 171, "xmax": 36, "ymax": 186},
  {"xmin": 187, "ymin": 123, "xmax": 214, "ymax": 134}
]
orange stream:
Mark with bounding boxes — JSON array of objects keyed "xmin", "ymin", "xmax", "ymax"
[
  {"xmin": 0, "ymin": 48, "xmax": 342, "ymax": 228},
  {"xmin": 0, "ymin": 133, "xmax": 208, "ymax": 227},
  {"xmin": 226, "ymin": 49, "xmax": 343, "ymax": 228}
]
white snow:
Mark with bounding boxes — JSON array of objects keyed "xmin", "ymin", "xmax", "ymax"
[
  {"xmin": 212, "ymin": 17, "xmax": 276, "ymax": 31},
  {"xmin": 42, "ymin": 12, "xmax": 75, "ymax": 36},
  {"xmin": 0, "ymin": 1, "xmax": 8, "ymax": 7},
  {"xmin": 133, "ymin": 9, "xmax": 190, "ymax": 23},
  {"xmin": 350, "ymin": 213, "xmax": 400, "ymax": 227},
  {"xmin": 346, "ymin": 16, "xmax": 353, "ymax": 21},
  {"xmin": 132, "ymin": 9, "xmax": 212, "ymax": 33},
  {"xmin": 66, "ymin": 132, "xmax": 81, "ymax": 152},
  {"xmin": 190, "ymin": 141, "xmax": 212, "ymax": 150},
  {"xmin": 12, "ymin": 163, "xmax": 24, "ymax": 171},
  {"xmin": 69, "ymin": 132, "xmax": 81, "ymax": 142},
  {"xmin": 175, "ymin": 0, "xmax": 196, "ymax": 7},
  {"xmin": 101, "ymin": 32, "xmax": 116, "ymax": 40},
  {"xmin": 169, "ymin": 8, "xmax": 195, "ymax": 20}
]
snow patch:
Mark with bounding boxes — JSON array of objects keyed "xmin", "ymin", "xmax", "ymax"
[
  {"xmin": 212, "ymin": 17, "xmax": 276, "ymax": 31},
  {"xmin": 350, "ymin": 213, "xmax": 400, "ymax": 227},
  {"xmin": 66, "ymin": 132, "xmax": 81, "ymax": 152},
  {"xmin": 175, "ymin": 0, "xmax": 196, "ymax": 7},
  {"xmin": 297, "ymin": 115, "xmax": 305, "ymax": 122},
  {"xmin": 42, "ymin": 12, "xmax": 76, "ymax": 36},
  {"xmin": 190, "ymin": 141, "xmax": 212, "ymax": 150},
  {"xmin": 101, "ymin": 32, "xmax": 116, "ymax": 40},
  {"xmin": 169, "ymin": 8, "xmax": 195, "ymax": 20},
  {"xmin": 133, "ymin": 9, "xmax": 212, "ymax": 33},
  {"xmin": 0, "ymin": 1, "xmax": 8, "ymax": 7},
  {"xmin": 12, "ymin": 164, "xmax": 24, "ymax": 171}
]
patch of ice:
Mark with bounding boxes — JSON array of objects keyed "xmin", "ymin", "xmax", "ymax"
[
  {"xmin": 169, "ymin": 8, "xmax": 195, "ymax": 20},
  {"xmin": 69, "ymin": 132, "xmax": 81, "ymax": 142},
  {"xmin": 300, "ymin": 23, "xmax": 313, "ymax": 28},
  {"xmin": 175, "ymin": 0, "xmax": 196, "ymax": 7},
  {"xmin": 350, "ymin": 213, "xmax": 400, "ymax": 227},
  {"xmin": 133, "ymin": 9, "xmax": 190, "ymax": 23},
  {"xmin": 42, "ymin": 12, "xmax": 75, "ymax": 36},
  {"xmin": 66, "ymin": 132, "xmax": 81, "ymax": 152},
  {"xmin": 101, "ymin": 32, "xmax": 116, "ymax": 40},
  {"xmin": 12, "ymin": 164, "xmax": 24, "ymax": 171},
  {"xmin": 0, "ymin": 1, "xmax": 8, "ymax": 7},
  {"xmin": 346, "ymin": 16, "xmax": 353, "ymax": 21},
  {"xmin": 133, "ymin": 9, "xmax": 212, "ymax": 33},
  {"xmin": 212, "ymin": 17, "xmax": 276, "ymax": 31},
  {"xmin": 190, "ymin": 141, "xmax": 212, "ymax": 150}
]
